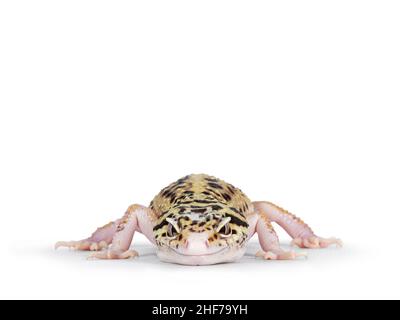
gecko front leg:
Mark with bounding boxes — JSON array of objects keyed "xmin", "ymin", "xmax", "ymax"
[
  {"xmin": 246, "ymin": 207, "xmax": 306, "ymax": 260},
  {"xmin": 56, "ymin": 204, "xmax": 157, "ymax": 259},
  {"xmin": 252, "ymin": 201, "xmax": 342, "ymax": 249}
]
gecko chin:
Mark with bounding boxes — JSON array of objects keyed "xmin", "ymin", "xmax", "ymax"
[{"xmin": 156, "ymin": 246, "xmax": 246, "ymax": 266}]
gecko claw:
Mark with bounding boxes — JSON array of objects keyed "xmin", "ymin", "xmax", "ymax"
[{"xmin": 256, "ymin": 250, "xmax": 277, "ymax": 260}]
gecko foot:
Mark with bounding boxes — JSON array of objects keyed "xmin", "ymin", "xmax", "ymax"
[
  {"xmin": 88, "ymin": 249, "xmax": 139, "ymax": 260},
  {"xmin": 291, "ymin": 236, "xmax": 343, "ymax": 249},
  {"xmin": 55, "ymin": 240, "xmax": 109, "ymax": 251},
  {"xmin": 256, "ymin": 250, "xmax": 307, "ymax": 260}
]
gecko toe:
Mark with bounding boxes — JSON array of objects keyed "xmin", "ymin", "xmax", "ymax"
[{"xmin": 291, "ymin": 236, "xmax": 343, "ymax": 249}]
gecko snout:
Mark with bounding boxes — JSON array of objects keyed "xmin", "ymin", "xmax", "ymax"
[
  {"xmin": 184, "ymin": 239, "xmax": 209, "ymax": 249},
  {"xmin": 178, "ymin": 232, "xmax": 214, "ymax": 255}
]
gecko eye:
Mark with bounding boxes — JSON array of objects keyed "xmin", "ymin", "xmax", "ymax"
[
  {"xmin": 166, "ymin": 218, "xmax": 180, "ymax": 238},
  {"xmin": 216, "ymin": 217, "xmax": 232, "ymax": 238},
  {"xmin": 219, "ymin": 224, "xmax": 232, "ymax": 238}
]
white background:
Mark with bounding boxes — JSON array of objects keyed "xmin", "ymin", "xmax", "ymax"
[{"xmin": 1, "ymin": 1, "xmax": 399, "ymax": 300}]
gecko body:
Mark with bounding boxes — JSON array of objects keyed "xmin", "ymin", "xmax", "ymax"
[{"xmin": 56, "ymin": 174, "xmax": 341, "ymax": 265}]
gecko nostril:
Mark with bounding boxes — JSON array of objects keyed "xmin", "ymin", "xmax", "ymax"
[{"xmin": 205, "ymin": 240, "xmax": 210, "ymax": 248}]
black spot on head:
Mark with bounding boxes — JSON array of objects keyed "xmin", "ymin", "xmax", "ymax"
[
  {"xmin": 227, "ymin": 185, "xmax": 235, "ymax": 194},
  {"xmin": 229, "ymin": 207, "xmax": 240, "ymax": 214},
  {"xmin": 198, "ymin": 221, "xmax": 206, "ymax": 227},
  {"xmin": 191, "ymin": 207, "xmax": 207, "ymax": 213},
  {"xmin": 193, "ymin": 199, "xmax": 217, "ymax": 204},
  {"xmin": 177, "ymin": 175, "xmax": 189, "ymax": 183},
  {"xmin": 211, "ymin": 205, "xmax": 223, "ymax": 211},
  {"xmin": 222, "ymin": 193, "xmax": 232, "ymax": 202},
  {"xmin": 205, "ymin": 188, "xmax": 222, "ymax": 198},
  {"xmin": 168, "ymin": 191, "xmax": 176, "ymax": 198},
  {"xmin": 179, "ymin": 207, "xmax": 186, "ymax": 214},
  {"xmin": 208, "ymin": 182, "xmax": 223, "ymax": 189},
  {"xmin": 178, "ymin": 201, "xmax": 194, "ymax": 205},
  {"xmin": 232, "ymin": 229, "xmax": 237, "ymax": 234}
]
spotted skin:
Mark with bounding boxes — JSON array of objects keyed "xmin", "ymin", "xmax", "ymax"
[
  {"xmin": 151, "ymin": 174, "xmax": 251, "ymax": 251},
  {"xmin": 56, "ymin": 174, "xmax": 342, "ymax": 265}
]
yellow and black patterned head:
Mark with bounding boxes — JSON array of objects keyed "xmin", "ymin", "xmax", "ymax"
[
  {"xmin": 150, "ymin": 174, "xmax": 252, "ymax": 265},
  {"xmin": 153, "ymin": 204, "xmax": 249, "ymax": 265}
]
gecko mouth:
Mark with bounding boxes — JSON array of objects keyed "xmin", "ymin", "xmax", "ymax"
[{"xmin": 171, "ymin": 247, "xmax": 228, "ymax": 257}]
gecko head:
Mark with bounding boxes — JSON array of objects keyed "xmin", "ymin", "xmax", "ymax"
[{"xmin": 153, "ymin": 208, "xmax": 249, "ymax": 265}]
